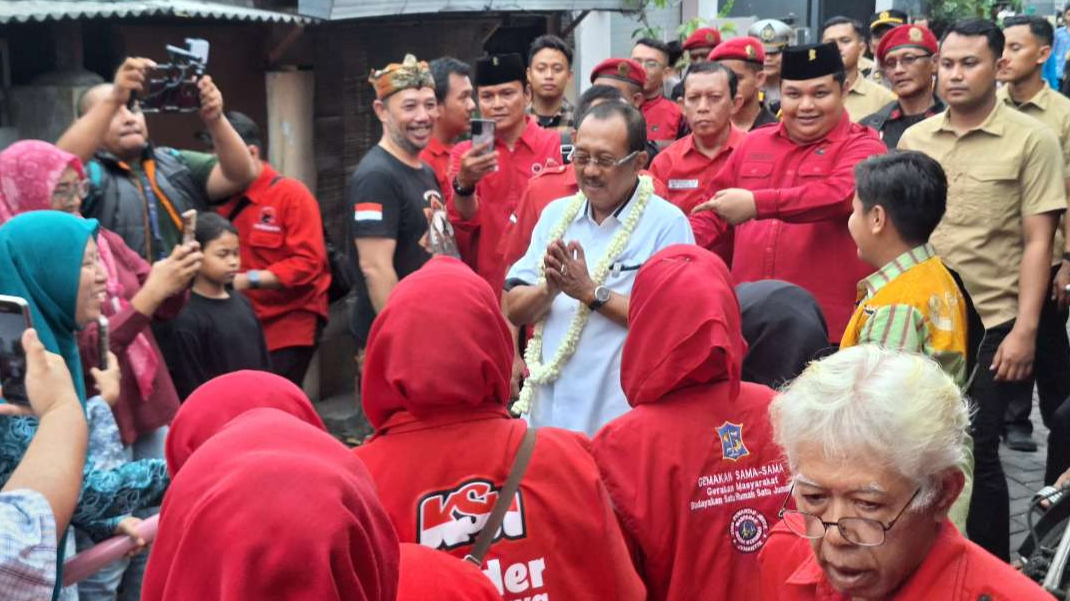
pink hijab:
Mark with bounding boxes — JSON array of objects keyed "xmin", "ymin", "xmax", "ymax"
[{"xmin": 0, "ymin": 140, "xmax": 159, "ymax": 397}]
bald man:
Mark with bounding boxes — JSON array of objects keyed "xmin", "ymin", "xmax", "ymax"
[{"xmin": 57, "ymin": 57, "xmax": 256, "ymax": 261}]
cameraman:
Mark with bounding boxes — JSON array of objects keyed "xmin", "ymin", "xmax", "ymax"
[{"xmin": 58, "ymin": 57, "xmax": 257, "ymax": 262}]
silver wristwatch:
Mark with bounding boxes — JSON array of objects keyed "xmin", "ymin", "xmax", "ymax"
[{"xmin": 588, "ymin": 285, "xmax": 611, "ymax": 311}]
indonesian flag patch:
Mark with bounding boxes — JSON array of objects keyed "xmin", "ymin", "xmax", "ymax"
[{"xmin": 354, "ymin": 202, "xmax": 383, "ymax": 221}]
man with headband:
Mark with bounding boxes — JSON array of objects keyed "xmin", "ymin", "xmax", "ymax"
[
  {"xmin": 347, "ymin": 54, "xmax": 441, "ymax": 355},
  {"xmin": 690, "ymin": 42, "xmax": 885, "ymax": 344}
]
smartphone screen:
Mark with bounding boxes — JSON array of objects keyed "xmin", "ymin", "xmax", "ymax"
[
  {"xmin": 471, "ymin": 119, "xmax": 495, "ymax": 155},
  {"xmin": 0, "ymin": 297, "xmax": 31, "ymax": 405}
]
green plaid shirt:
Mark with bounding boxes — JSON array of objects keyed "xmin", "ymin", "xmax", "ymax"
[
  {"xmin": 852, "ymin": 243, "xmax": 967, "ymax": 387},
  {"xmin": 527, "ymin": 97, "xmax": 574, "ymax": 132}
]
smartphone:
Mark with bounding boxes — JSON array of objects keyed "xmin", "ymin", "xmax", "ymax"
[
  {"xmin": 0, "ymin": 295, "xmax": 32, "ymax": 405},
  {"xmin": 97, "ymin": 316, "xmax": 110, "ymax": 371},
  {"xmin": 470, "ymin": 118, "xmax": 496, "ymax": 155},
  {"xmin": 181, "ymin": 210, "xmax": 197, "ymax": 246}
]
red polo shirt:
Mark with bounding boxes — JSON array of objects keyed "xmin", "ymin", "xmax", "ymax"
[
  {"xmin": 642, "ymin": 95, "xmax": 684, "ymax": 141},
  {"xmin": 447, "ymin": 117, "xmax": 562, "ymax": 290},
  {"xmin": 688, "ymin": 113, "xmax": 885, "ymax": 342},
  {"xmin": 216, "ymin": 163, "xmax": 330, "ymax": 351},
  {"xmin": 497, "ymin": 162, "xmax": 669, "ymax": 270},
  {"xmin": 420, "ymin": 136, "xmax": 452, "ymax": 201},
  {"xmin": 650, "ymin": 127, "xmax": 747, "ymax": 263},
  {"xmin": 758, "ymin": 520, "xmax": 1054, "ymax": 600}
]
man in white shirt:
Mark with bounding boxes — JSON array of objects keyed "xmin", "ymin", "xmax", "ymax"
[{"xmin": 504, "ymin": 102, "xmax": 694, "ymax": 436}]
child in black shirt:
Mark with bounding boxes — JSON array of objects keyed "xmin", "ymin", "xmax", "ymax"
[{"xmin": 159, "ymin": 213, "xmax": 271, "ymax": 399}]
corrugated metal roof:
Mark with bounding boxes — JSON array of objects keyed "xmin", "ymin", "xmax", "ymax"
[
  {"xmin": 301, "ymin": 0, "xmax": 626, "ymax": 21},
  {"xmin": 0, "ymin": 0, "xmax": 314, "ymax": 24}
]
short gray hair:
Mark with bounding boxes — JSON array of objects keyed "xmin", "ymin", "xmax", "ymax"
[{"xmin": 770, "ymin": 345, "xmax": 970, "ymax": 507}]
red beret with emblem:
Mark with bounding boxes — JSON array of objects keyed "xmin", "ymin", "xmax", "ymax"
[
  {"xmin": 708, "ymin": 36, "xmax": 766, "ymax": 65},
  {"xmin": 683, "ymin": 27, "xmax": 722, "ymax": 51},
  {"xmin": 876, "ymin": 24, "xmax": 938, "ymax": 64},
  {"xmin": 589, "ymin": 58, "xmax": 648, "ymax": 89}
]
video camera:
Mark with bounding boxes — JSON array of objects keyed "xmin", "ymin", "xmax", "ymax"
[{"xmin": 134, "ymin": 38, "xmax": 210, "ymax": 114}]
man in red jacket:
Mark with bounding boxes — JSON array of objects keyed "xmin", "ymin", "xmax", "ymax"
[
  {"xmin": 593, "ymin": 245, "xmax": 785, "ymax": 601},
  {"xmin": 354, "ymin": 256, "xmax": 645, "ymax": 601},
  {"xmin": 448, "ymin": 53, "xmax": 562, "ymax": 292},
  {"xmin": 690, "ymin": 42, "xmax": 885, "ymax": 342},
  {"xmin": 421, "ymin": 57, "xmax": 475, "ymax": 196},
  {"xmin": 759, "ymin": 346, "xmax": 1052, "ymax": 601},
  {"xmin": 215, "ymin": 112, "xmax": 330, "ymax": 386}
]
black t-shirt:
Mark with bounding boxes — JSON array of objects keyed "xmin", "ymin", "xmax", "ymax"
[
  {"xmin": 346, "ymin": 145, "xmax": 438, "ymax": 345},
  {"xmin": 156, "ymin": 291, "xmax": 272, "ymax": 400},
  {"xmin": 878, "ymin": 112, "xmax": 930, "ymax": 149}
]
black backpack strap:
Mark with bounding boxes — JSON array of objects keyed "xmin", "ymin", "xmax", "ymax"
[{"xmin": 464, "ymin": 427, "xmax": 537, "ymax": 567}]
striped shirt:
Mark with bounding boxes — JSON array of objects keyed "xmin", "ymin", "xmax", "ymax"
[
  {"xmin": 848, "ymin": 244, "xmax": 968, "ymax": 387},
  {"xmin": 0, "ymin": 489, "xmax": 57, "ymax": 601}
]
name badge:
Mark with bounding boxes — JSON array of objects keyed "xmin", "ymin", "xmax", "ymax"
[{"xmin": 669, "ymin": 179, "xmax": 699, "ymax": 190}]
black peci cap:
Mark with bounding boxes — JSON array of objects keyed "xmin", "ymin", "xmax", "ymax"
[
  {"xmin": 475, "ymin": 53, "xmax": 525, "ymax": 87},
  {"xmin": 780, "ymin": 42, "xmax": 845, "ymax": 81}
]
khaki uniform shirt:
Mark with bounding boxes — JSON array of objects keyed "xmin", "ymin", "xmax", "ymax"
[
  {"xmin": 844, "ymin": 75, "xmax": 897, "ymax": 122},
  {"xmin": 899, "ymin": 101, "xmax": 1066, "ymax": 328},
  {"xmin": 998, "ymin": 84, "xmax": 1070, "ymax": 264}
]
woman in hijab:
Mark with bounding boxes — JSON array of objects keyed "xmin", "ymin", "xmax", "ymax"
[
  {"xmin": 355, "ymin": 256, "xmax": 644, "ymax": 601},
  {"xmin": 736, "ymin": 280, "xmax": 831, "ymax": 388},
  {"xmin": 591, "ymin": 245, "xmax": 786, "ymax": 601},
  {"xmin": 0, "ymin": 210, "xmax": 171, "ymax": 599},
  {"xmin": 0, "ymin": 140, "xmax": 200, "ymax": 447},
  {"xmin": 142, "ymin": 410, "xmax": 400, "ymax": 601}
]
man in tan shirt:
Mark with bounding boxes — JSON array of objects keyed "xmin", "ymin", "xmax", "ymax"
[
  {"xmin": 997, "ymin": 15, "xmax": 1070, "ymax": 460},
  {"xmin": 899, "ymin": 18, "xmax": 1064, "ymax": 562},
  {"xmin": 822, "ymin": 16, "xmax": 897, "ymax": 122}
]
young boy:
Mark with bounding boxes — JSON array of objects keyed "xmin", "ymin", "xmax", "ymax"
[
  {"xmin": 158, "ymin": 213, "xmax": 271, "ymax": 399},
  {"xmin": 843, "ymin": 150, "xmax": 970, "ymax": 388}
]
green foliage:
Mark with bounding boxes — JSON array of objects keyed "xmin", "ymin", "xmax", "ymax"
[
  {"xmin": 927, "ymin": 0, "xmax": 1023, "ymax": 19},
  {"xmin": 628, "ymin": 0, "xmax": 738, "ymax": 41}
]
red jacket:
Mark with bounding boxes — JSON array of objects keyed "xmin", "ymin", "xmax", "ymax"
[
  {"xmin": 420, "ymin": 137, "xmax": 452, "ymax": 200},
  {"xmin": 642, "ymin": 95, "xmax": 684, "ymax": 141},
  {"xmin": 447, "ymin": 117, "xmax": 562, "ymax": 291},
  {"xmin": 593, "ymin": 245, "xmax": 785, "ymax": 601},
  {"xmin": 355, "ymin": 257, "xmax": 645, "ymax": 601},
  {"xmin": 497, "ymin": 163, "xmax": 669, "ymax": 270},
  {"xmin": 758, "ymin": 520, "xmax": 1055, "ymax": 600},
  {"xmin": 216, "ymin": 163, "xmax": 330, "ymax": 351},
  {"xmin": 689, "ymin": 113, "xmax": 885, "ymax": 342}
]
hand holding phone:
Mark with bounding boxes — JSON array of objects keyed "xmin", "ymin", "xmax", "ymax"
[
  {"xmin": 181, "ymin": 210, "xmax": 198, "ymax": 246},
  {"xmin": 470, "ymin": 118, "xmax": 496, "ymax": 155},
  {"xmin": 0, "ymin": 296, "xmax": 32, "ymax": 405}
]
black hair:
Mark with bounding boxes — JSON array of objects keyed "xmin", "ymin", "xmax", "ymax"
[
  {"xmin": 528, "ymin": 35, "xmax": 573, "ymax": 68},
  {"xmin": 576, "ymin": 102, "xmax": 647, "ymax": 154},
  {"xmin": 574, "ymin": 84, "xmax": 626, "ymax": 126},
  {"xmin": 821, "ymin": 16, "xmax": 866, "ymax": 40},
  {"xmin": 667, "ymin": 40, "xmax": 685, "ymax": 65},
  {"xmin": 682, "ymin": 61, "xmax": 739, "ymax": 98},
  {"xmin": 634, "ymin": 37, "xmax": 672, "ymax": 63},
  {"xmin": 942, "ymin": 18, "xmax": 1004, "ymax": 59},
  {"xmin": 854, "ymin": 151, "xmax": 947, "ymax": 246},
  {"xmin": 195, "ymin": 212, "xmax": 239, "ymax": 248},
  {"xmin": 429, "ymin": 57, "xmax": 472, "ymax": 104},
  {"xmin": 1002, "ymin": 15, "xmax": 1054, "ymax": 47}
]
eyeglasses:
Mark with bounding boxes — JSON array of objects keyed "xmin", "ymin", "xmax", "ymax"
[
  {"xmin": 636, "ymin": 59, "xmax": 664, "ymax": 69},
  {"xmin": 882, "ymin": 54, "xmax": 931, "ymax": 71},
  {"xmin": 569, "ymin": 149, "xmax": 640, "ymax": 170},
  {"xmin": 52, "ymin": 179, "xmax": 91, "ymax": 201},
  {"xmin": 777, "ymin": 484, "xmax": 921, "ymax": 547}
]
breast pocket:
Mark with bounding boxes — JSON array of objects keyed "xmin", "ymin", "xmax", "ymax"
[
  {"xmin": 949, "ymin": 163, "xmax": 1018, "ymax": 226},
  {"xmin": 248, "ymin": 227, "xmax": 285, "ymax": 251},
  {"xmin": 738, "ymin": 161, "xmax": 774, "ymax": 186},
  {"xmin": 798, "ymin": 161, "xmax": 832, "ymax": 179}
]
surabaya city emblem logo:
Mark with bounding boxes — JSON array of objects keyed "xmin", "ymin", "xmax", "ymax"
[
  {"xmin": 717, "ymin": 421, "xmax": 750, "ymax": 461},
  {"xmin": 417, "ymin": 479, "xmax": 527, "ymax": 551}
]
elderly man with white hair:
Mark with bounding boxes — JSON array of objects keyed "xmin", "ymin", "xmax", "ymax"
[{"xmin": 758, "ymin": 346, "xmax": 1050, "ymax": 600}]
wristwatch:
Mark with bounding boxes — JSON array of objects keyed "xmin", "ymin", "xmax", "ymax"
[
  {"xmin": 247, "ymin": 270, "xmax": 261, "ymax": 290},
  {"xmin": 588, "ymin": 285, "xmax": 611, "ymax": 311},
  {"xmin": 452, "ymin": 177, "xmax": 476, "ymax": 197}
]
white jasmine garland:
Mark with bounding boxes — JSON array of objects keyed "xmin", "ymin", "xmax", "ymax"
[{"xmin": 513, "ymin": 175, "xmax": 654, "ymax": 415}]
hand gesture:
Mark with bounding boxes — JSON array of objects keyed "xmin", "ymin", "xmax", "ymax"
[
  {"xmin": 109, "ymin": 57, "xmax": 157, "ymax": 108},
  {"xmin": 198, "ymin": 75, "xmax": 224, "ymax": 124},
  {"xmin": 691, "ymin": 188, "xmax": 758, "ymax": 225},
  {"xmin": 544, "ymin": 240, "xmax": 596, "ymax": 303},
  {"xmin": 456, "ymin": 140, "xmax": 498, "ymax": 190},
  {"xmin": 0, "ymin": 329, "xmax": 79, "ymax": 419},
  {"xmin": 90, "ymin": 351, "xmax": 122, "ymax": 407},
  {"xmin": 144, "ymin": 242, "xmax": 203, "ymax": 302},
  {"xmin": 991, "ymin": 326, "xmax": 1036, "ymax": 382}
]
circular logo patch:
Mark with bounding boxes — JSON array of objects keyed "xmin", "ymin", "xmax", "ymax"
[
  {"xmin": 730, "ymin": 508, "xmax": 769, "ymax": 553},
  {"xmin": 531, "ymin": 162, "xmax": 544, "ymax": 175}
]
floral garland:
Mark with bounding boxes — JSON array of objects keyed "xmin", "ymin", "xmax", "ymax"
[{"xmin": 513, "ymin": 175, "xmax": 654, "ymax": 415}]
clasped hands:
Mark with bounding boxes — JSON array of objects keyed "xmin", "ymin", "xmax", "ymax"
[{"xmin": 543, "ymin": 240, "xmax": 597, "ymax": 306}]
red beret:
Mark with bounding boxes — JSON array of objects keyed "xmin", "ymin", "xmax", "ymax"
[
  {"xmin": 876, "ymin": 24, "xmax": 937, "ymax": 64},
  {"xmin": 708, "ymin": 37, "xmax": 765, "ymax": 65},
  {"xmin": 683, "ymin": 28, "xmax": 722, "ymax": 51},
  {"xmin": 589, "ymin": 58, "xmax": 647, "ymax": 89}
]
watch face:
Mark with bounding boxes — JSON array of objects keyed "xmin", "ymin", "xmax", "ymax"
[{"xmin": 595, "ymin": 286, "xmax": 611, "ymax": 303}]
